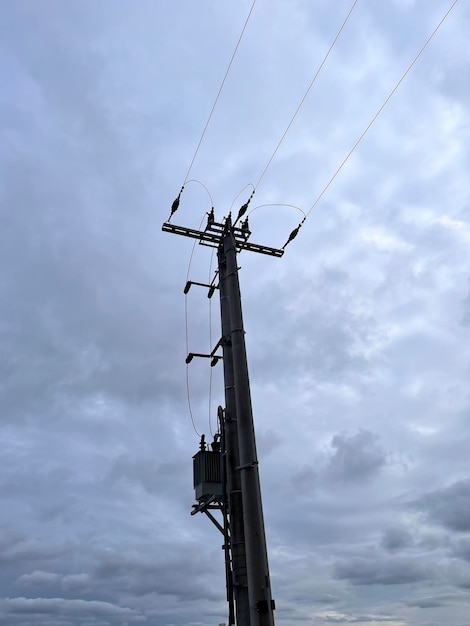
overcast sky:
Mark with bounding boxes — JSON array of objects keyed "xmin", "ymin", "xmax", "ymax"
[{"xmin": 1, "ymin": 1, "xmax": 470, "ymax": 625}]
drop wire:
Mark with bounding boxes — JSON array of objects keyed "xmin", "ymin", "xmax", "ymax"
[{"xmin": 184, "ymin": 213, "xmax": 208, "ymax": 438}]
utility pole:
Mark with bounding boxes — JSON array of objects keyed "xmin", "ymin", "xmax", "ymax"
[{"xmin": 163, "ymin": 208, "xmax": 282, "ymax": 626}]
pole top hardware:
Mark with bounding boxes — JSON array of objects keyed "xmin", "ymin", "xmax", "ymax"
[{"xmin": 162, "ymin": 217, "xmax": 284, "ymax": 258}]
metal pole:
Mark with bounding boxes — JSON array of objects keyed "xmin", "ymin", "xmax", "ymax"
[
  {"xmin": 163, "ymin": 211, "xmax": 281, "ymax": 625},
  {"xmin": 219, "ymin": 243, "xmax": 250, "ymax": 626},
  {"xmin": 222, "ymin": 221, "xmax": 275, "ymax": 626}
]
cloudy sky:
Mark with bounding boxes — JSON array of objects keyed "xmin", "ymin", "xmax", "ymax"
[{"xmin": 1, "ymin": 1, "xmax": 470, "ymax": 625}]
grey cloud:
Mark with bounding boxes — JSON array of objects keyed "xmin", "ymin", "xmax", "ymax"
[
  {"xmin": 407, "ymin": 597, "xmax": 447, "ymax": 608},
  {"xmin": 1, "ymin": 1, "xmax": 470, "ymax": 625},
  {"xmin": 61, "ymin": 574, "xmax": 91, "ymax": 592},
  {"xmin": 92, "ymin": 545, "xmax": 221, "ymax": 602},
  {"xmin": 257, "ymin": 428, "xmax": 283, "ymax": 456},
  {"xmin": 105, "ymin": 456, "xmax": 185, "ymax": 497},
  {"xmin": 0, "ymin": 536, "xmax": 72, "ymax": 567},
  {"xmin": 319, "ymin": 613, "xmax": 400, "ymax": 624},
  {"xmin": 289, "ymin": 465, "xmax": 317, "ymax": 495},
  {"xmin": 461, "ymin": 280, "xmax": 470, "ymax": 326},
  {"xmin": 16, "ymin": 570, "xmax": 59, "ymax": 586},
  {"xmin": 247, "ymin": 265, "xmax": 379, "ymax": 386},
  {"xmin": 334, "ymin": 556, "xmax": 430, "ymax": 585},
  {"xmin": 452, "ymin": 538, "xmax": 470, "ymax": 561},
  {"xmin": 381, "ymin": 527, "xmax": 413, "ymax": 552},
  {"xmin": 309, "ymin": 592, "xmax": 341, "ymax": 604},
  {"xmin": 0, "ymin": 597, "xmax": 140, "ymax": 619},
  {"xmin": 326, "ymin": 430, "xmax": 386, "ymax": 483},
  {"xmin": 416, "ymin": 532, "xmax": 450, "ymax": 551},
  {"xmin": 413, "ymin": 479, "xmax": 470, "ymax": 532}
]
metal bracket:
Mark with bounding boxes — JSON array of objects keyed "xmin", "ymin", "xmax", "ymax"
[
  {"xmin": 191, "ymin": 496, "xmax": 225, "ymax": 535},
  {"xmin": 186, "ymin": 336, "xmax": 225, "ymax": 366},
  {"xmin": 162, "ymin": 221, "xmax": 284, "ymax": 257},
  {"xmin": 184, "ymin": 278, "xmax": 219, "ymax": 298}
]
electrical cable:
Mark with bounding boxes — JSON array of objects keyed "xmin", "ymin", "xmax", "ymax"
[
  {"xmin": 247, "ymin": 203, "xmax": 306, "ymax": 219},
  {"xmin": 254, "ymin": 0, "xmax": 359, "ymax": 191},
  {"xmin": 282, "ymin": 0, "xmax": 460, "ymax": 250},
  {"xmin": 185, "ymin": 298, "xmax": 201, "ymax": 438},
  {"xmin": 208, "ymin": 247, "xmax": 216, "ymax": 437},
  {"xmin": 185, "ymin": 179, "xmax": 215, "ymax": 208},
  {"xmin": 244, "ymin": 204, "xmax": 306, "ymax": 249},
  {"xmin": 181, "ymin": 0, "xmax": 258, "ymax": 187},
  {"xmin": 184, "ymin": 213, "xmax": 208, "ymax": 438},
  {"xmin": 230, "ymin": 183, "xmax": 255, "ymax": 215},
  {"xmin": 304, "ymin": 0, "xmax": 460, "ymax": 220},
  {"xmin": 184, "ymin": 207, "xmax": 220, "ymax": 439}
]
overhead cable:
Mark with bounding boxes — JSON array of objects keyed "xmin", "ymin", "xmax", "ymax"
[
  {"xmin": 181, "ymin": 0, "xmax": 258, "ymax": 188},
  {"xmin": 185, "ymin": 310, "xmax": 201, "ymax": 438},
  {"xmin": 248, "ymin": 203, "xmax": 306, "ymax": 219},
  {"xmin": 208, "ymin": 248, "xmax": 216, "ymax": 437},
  {"xmin": 282, "ymin": 0, "xmax": 460, "ymax": 249},
  {"xmin": 303, "ymin": 0, "xmax": 460, "ymax": 220},
  {"xmin": 184, "ymin": 213, "xmax": 209, "ymax": 438},
  {"xmin": 254, "ymin": 0, "xmax": 360, "ymax": 191}
]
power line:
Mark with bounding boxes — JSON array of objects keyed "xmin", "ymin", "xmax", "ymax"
[
  {"xmin": 182, "ymin": 0, "xmax": 258, "ymax": 187},
  {"xmin": 305, "ymin": 0, "xmax": 460, "ymax": 219},
  {"xmin": 282, "ymin": 0, "xmax": 460, "ymax": 249},
  {"xmin": 185, "ymin": 298, "xmax": 201, "ymax": 437},
  {"xmin": 247, "ymin": 203, "xmax": 306, "ymax": 219},
  {"xmin": 186, "ymin": 179, "xmax": 214, "ymax": 208},
  {"xmin": 254, "ymin": 0, "xmax": 360, "ymax": 191},
  {"xmin": 184, "ymin": 209, "xmax": 220, "ymax": 438},
  {"xmin": 208, "ymin": 247, "xmax": 216, "ymax": 437},
  {"xmin": 184, "ymin": 213, "xmax": 208, "ymax": 438},
  {"xmin": 230, "ymin": 183, "xmax": 255, "ymax": 215}
]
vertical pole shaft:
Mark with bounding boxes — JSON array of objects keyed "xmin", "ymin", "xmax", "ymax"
[
  {"xmin": 219, "ymin": 244, "xmax": 250, "ymax": 626},
  {"xmin": 223, "ymin": 224, "xmax": 275, "ymax": 626},
  {"xmin": 219, "ymin": 407, "xmax": 235, "ymax": 626}
]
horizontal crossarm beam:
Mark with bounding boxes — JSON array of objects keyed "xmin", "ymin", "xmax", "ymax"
[{"xmin": 162, "ymin": 222, "xmax": 284, "ymax": 258}]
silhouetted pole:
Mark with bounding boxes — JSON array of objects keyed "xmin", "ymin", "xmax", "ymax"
[
  {"xmin": 219, "ymin": 241, "xmax": 250, "ymax": 626},
  {"xmin": 221, "ymin": 219, "xmax": 275, "ymax": 626},
  {"xmin": 163, "ymin": 209, "xmax": 279, "ymax": 626}
]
